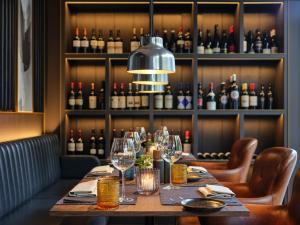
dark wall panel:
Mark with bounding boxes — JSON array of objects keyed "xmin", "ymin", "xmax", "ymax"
[{"xmin": 0, "ymin": 0, "xmax": 17, "ymax": 111}]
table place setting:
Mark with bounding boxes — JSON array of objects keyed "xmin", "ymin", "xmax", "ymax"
[{"xmin": 85, "ymin": 165, "xmax": 116, "ymax": 177}]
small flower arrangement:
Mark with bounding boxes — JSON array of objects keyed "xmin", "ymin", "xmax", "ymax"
[{"xmin": 135, "ymin": 155, "xmax": 153, "ymax": 169}]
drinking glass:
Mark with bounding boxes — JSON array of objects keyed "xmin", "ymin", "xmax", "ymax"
[
  {"xmin": 136, "ymin": 127, "xmax": 147, "ymax": 143},
  {"xmin": 124, "ymin": 131, "xmax": 142, "ymax": 153},
  {"xmin": 111, "ymin": 138, "xmax": 136, "ymax": 203},
  {"xmin": 154, "ymin": 127, "xmax": 169, "ymax": 151},
  {"xmin": 161, "ymin": 135, "xmax": 183, "ymax": 190}
]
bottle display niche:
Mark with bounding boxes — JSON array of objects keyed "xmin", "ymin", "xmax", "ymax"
[{"xmin": 62, "ymin": 1, "xmax": 287, "ymax": 158}]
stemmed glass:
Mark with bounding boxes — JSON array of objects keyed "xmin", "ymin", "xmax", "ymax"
[
  {"xmin": 124, "ymin": 131, "xmax": 142, "ymax": 153},
  {"xmin": 154, "ymin": 127, "xmax": 169, "ymax": 151},
  {"xmin": 161, "ymin": 135, "xmax": 183, "ymax": 190},
  {"xmin": 135, "ymin": 127, "xmax": 147, "ymax": 143},
  {"xmin": 111, "ymin": 138, "xmax": 136, "ymax": 203}
]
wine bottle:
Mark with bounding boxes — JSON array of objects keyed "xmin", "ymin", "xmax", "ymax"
[
  {"xmin": 197, "ymin": 83, "xmax": 204, "ymax": 109},
  {"xmin": 247, "ymin": 30, "xmax": 255, "ymax": 54},
  {"xmin": 111, "ymin": 82, "xmax": 119, "ymax": 109},
  {"xmin": 126, "ymin": 83, "xmax": 135, "ymax": 110},
  {"xmin": 134, "ymin": 84, "xmax": 141, "ymax": 110},
  {"xmin": 255, "ymin": 29, "xmax": 263, "ymax": 53},
  {"xmin": 97, "ymin": 129, "xmax": 105, "ymax": 158},
  {"xmin": 267, "ymin": 83, "xmax": 274, "ymax": 109},
  {"xmin": 67, "ymin": 129, "xmax": 76, "ymax": 154},
  {"xmin": 210, "ymin": 152, "xmax": 218, "ymax": 159},
  {"xmin": 219, "ymin": 82, "xmax": 228, "ymax": 110},
  {"xmin": 203, "ymin": 152, "xmax": 211, "ymax": 159},
  {"xmin": 220, "ymin": 30, "xmax": 228, "ymax": 54},
  {"xmin": 114, "ymin": 29, "xmax": 123, "ymax": 54},
  {"xmin": 177, "ymin": 85, "xmax": 185, "ymax": 110},
  {"xmin": 169, "ymin": 29, "xmax": 177, "ymax": 53},
  {"xmin": 97, "ymin": 30, "xmax": 105, "ymax": 53},
  {"xmin": 89, "ymin": 129, "xmax": 97, "ymax": 155},
  {"xmin": 259, "ymin": 84, "xmax": 265, "ymax": 109},
  {"xmin": 120, "ymin": 129, "xmax": 125, "ymax": 138},
  {"xmin": 112, "ymin": 128, "xmax": 117, "ymax": 142},
  {"xmin": 262, "ymin": 31, "xmax": 271, "ymax": 54},
  {"xmin": 241, "ymin": 83, "xmax": 249, "ymax": 109},
  {"xmin": 130, "ymin": 27, "xmax": 140, "ymax": 52},
  {"xmin": 76, "ymin": 129, "xmax": 84, "ymax": 154},
  {"xmin": 89, "ymin": 82, "xmax": 97, "ymax": 109},
  {"xmin": 154, "ymin": 92, "xmax": 164, "ymax": 109},
  {"xmin": 185, "ymin": 85, "xmax": 193, "ymax": 110},
  {"xmin": 176, "ymin": 27, "xmax": 185, "ymax": 53},
  {"xmin": 76, "ymin": 82, "xmax": 83, "ymax": 110},
  {"xmin": 217, "ymin": 152, "xmax": 225, "ymax": 159},
  {"xmin": 164, "ymin": 84, "xmax": 173, "ymax": 109},
  {"xmin": 141, "ymin": 92, "xmax": 149, "ymax": 109},
  {"xmin": 243, "ymin": 34, "xmax": 247, "ymax": 53},
  {"xmin": 197, "ymin": 152, "xmax": 204, "ymax": 159},
  {"xmin": 98, "ymin": 81, "xmax": 105, "ymax": 110},
  {"xmin": 249, "ymin": 83, "xmax": 258, "ymax": 109},
  {"xmin": 270, "ymin": 29, "xmax": 279, "ymax": 53},
  {"xmin": 80, "ymin": 28, "xmax": 89, "ymax": 53},
  {"xmin": 206, "ymin": 82, "xmax": 216, "ymax": 110},
  {"xmin": 228, "ymin": 25, "xmax": 236, "ymax": 53},
  {"xmin": 107, "ymin": 30, "xmax": 115, "ymax": 54},
  {"xmin": 73, "ymin": 27, "xmax": 80, "ymax": 53},
  {"xmin": 183, "ymin": 130, "xmax": 192, "ymax": 154},
  {"xmin": 90, "ymin": 29, "xmax": 98, "ymax": 53},
  {"xmin": 140, "ymin": 27, "xmax": 144, "ymax": 40},
  {"xmin": 162, "ymin": 29, "xmax": 169, "ymax": 49},
  {"xmin": 230, "ymin": 74, "xmax": 239, "ymax": 109},
  {"xmin": 68, "ymin": 82, "xmax": 75, "ymax": 110},
  {"xmin": 224, "ymin": 152, "xmax": 231, "ymax": 159},
  {"xmin": 213, "ymin": 24, "xmax": 221, "ymax": 54},
  {"xmin": 205, "ymin": 29, "xmax": 213, "ymax": 54},
  {"xmin": 197, "ymin": 29, "xmax": 205, "ymax": 54},
  {"xmin": 184, "ymin": 28, "xmax": 193, "ymax": 53},
  {"xmin": 118, "ymin": 82, "xmax": 126, "ymax": 109}
]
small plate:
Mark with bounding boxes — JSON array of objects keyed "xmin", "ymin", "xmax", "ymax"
[
  {"xmin": 181, "ymin": 198, "xmax": 226, "ymax": 212},
  {"xmin": 187, "ymin": 173, "xmax": 202, "ymax": 182}
]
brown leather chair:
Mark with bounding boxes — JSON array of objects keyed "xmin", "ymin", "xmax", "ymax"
[
  {"xmin": 190, "ymin": 138, "xmax": 258, "ymax": 183},
  {"xmin": 179, "ymin": 169, "xmax": 300, "ymax": 225}
]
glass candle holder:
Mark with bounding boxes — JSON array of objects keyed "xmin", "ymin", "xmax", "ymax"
[
  {"xmin": 171, "ymin": 164, "xmax": 187, "ymax": 185},
  {"xmin": 97, "ymin": 176, "xmax": 119, "ymax": 210},
  {"xmin": 136, "ymin": 168, "xmax": 160, "ymax": 196}
]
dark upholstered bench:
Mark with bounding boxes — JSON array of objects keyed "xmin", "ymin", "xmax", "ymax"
[{"xmin": 0, "ymin": 134, "xmax": 108, "ymax": 225}]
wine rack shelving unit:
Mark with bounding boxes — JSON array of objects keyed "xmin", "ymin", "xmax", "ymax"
[{"xmin": 61, "ymin": 0, "xmax": 287, "ymax": 158}]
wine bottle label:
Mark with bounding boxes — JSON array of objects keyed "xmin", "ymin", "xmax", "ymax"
[
  {"xmin": 73, "ymin": 40, "xmax": 80, "ymax": 48},
  {"xmin": 177, "ymin": 40, "xmax": 184, "ymax": 46},
  {"xmin": 241, "ymin": 95, "xmax": 250, "ymax": 108},
  {"xmin": 183, "ymin": 143, "xmax": 192, "ymax": 153},
  {"xmin": 256, "ymin": 41, "xmax": 262, "ymax": 51},
  {"xmin": 111, "ymin": 96, "xmax": 119, "ymax": 109},
  {"xmin": 90, "ymin": 148, "xmax": 97, "ymax": 155},
  {"xmin": 213, "ymin": 47, "xmax": 221, "ymax": 54},
  {"xmin": 76, "ymin": 143, "xmax": 84, "ymax": 152},
  {"xmin": 230, "ymin": 90, "xmax": 239, "ymax": 100},
  {"xmin": 134, "ymin": 96, "xmax": 141, "ymax": 108},
  {"xmin": 197, "ymin": 98, "xmax": 203, "ymax": 107},
  {"xmin": 80, "ymin": 40, "xmax": 89, "ymax": 48},
  {"xmin": 221, "ymin": 48, "xmax": 228, "ymax": 54},
  {"xmin": 89, "ymin": 96, "xmax": 97, "ymax": 109},
  {"xmin": 229, "ymin": 45, "xmax": 236, "ymax": 52},
  {"xmin": 126, "ymin": 96, "xmax": 135, "ymax": 108},
  {"xmin": 107, "ymin": 42, "xmax": 115, "ymax": 54},
  {"xmin": 243, "ymin": 40, "xmax": 247, "ymax": 53},
  {"xmin": 68, "ymin": 143, "xmax": 75, "ymax": 152},
  {"xmin": 207, "ymin": 101, "xmax": 216, "ymax": 110},
  {"xmin": 250, "ymin": 96, "xmax": 258, "ymax": 106},
  {"xmin": 118, "ymin": 96, "xmax": 126, "ymax": 109},
  {"xmin": 130, "ymin": 42, "xmax": 140, "ymax": 52},
  {"xmin": 154, "ymin": 95, "xmax": 163, "ymax": 109},
  {"xmin": 205, "ymin": 48, "xmax": 213, "ymax": 54},
  {"xmin": 177, "ymin": 96, "xmax": 185, "ymax": 110},
  {"xmin": 184, "ymin": 41, "xmax": 192, "ymax": 50},
  {"xmin": 141, "ymin": 95, "xmax": 149, "ymax": 107},
  {"xmin": 263, "ymin": 48, "xmax": 271, "ymax": 54},
  {"xmin": 271, "ymin": 47, "xmax": 278, "ymax": 54},
  {"xmin": 114, "ymin": 42, "xmax": 123, "ymax": 53},
  {"xmin": 98, "ymin": 149, "xmax": 105, "ymax": 155},
  {"xmin": 197, "ymin": 46, "xmax": 205, "ymax": 54},
  {"xmin": 90, "ymin": 40, "xmax": 97, "ymax": 49},
  {"xmin": 220, "ymin": 95, "xmax": 228, "ymax": 105},
  {"xmin": 69, "ymin": 98, "xmax": 75, "ymax": 106},
  {"xmin": 185, "ymin": 96, "xmax": 192, "ymax": 109},
  {"xmin": 75, "ymin": 98, "xmax": 83, "ymax": 106},
  {"xmin": 164, "ymin": 95, "xmax": 173, "ymax": 109},
  {"xmin": 97, "ymin": 40, "xmax": 105, "ymax": 49}
]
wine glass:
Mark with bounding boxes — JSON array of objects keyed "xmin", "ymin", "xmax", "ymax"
[
  {"xmin": 154, "ymin": 127, "xmax": 169, "ymax": 151},
  {"xmin": 111, "ymin": 138, "xmax": 136, "ymax": 203},
  {"xmin": 136, "ymin": 127, "xmax": 147, "ymax": 143},
  {"xmin": 161, "ymin": 135, "xmax": 183, "ymax": 190},
  {"xmin": 124, "ymin": 131, "xmax": 142, "ymax": 153}
]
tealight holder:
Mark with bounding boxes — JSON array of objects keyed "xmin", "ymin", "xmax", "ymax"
[{"xmin": 136, "ymin": 168, "xmax": 160, "ymax": 196}]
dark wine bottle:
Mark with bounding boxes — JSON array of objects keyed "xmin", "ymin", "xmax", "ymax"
[
  {"xmin": 229, "ymin": 74, "xmax": 239, "ymax": 109},
  {"xmin": 73, "ymin": 27, "xmax": 80, "ymax": 53},
  {"xmin": 205, "ymin": 29, "xmax": 213, "ymax": 54},
  {"xmin": 228, "ymin": 25, "xmax": 236, "ymax": 53},
  {"xmin": 267, "ymin": 83, "xmax": 274, "ymax": 109},
  {"xmin": 206, "ymin": 82, "xmax": 216, "ymax": 110},
  {"xmin": 259, "ymin": 84, "xmax": 265, "ymax": 109},
  {"xmin": 219, "ymin": 82, "xmax": 228, "ymax": 110},
  {"xmin": 213, "ymin": 24, "xmax": 221, "ymax": 54},
  {"xmin": 89, "ymin": 129, "xmax": 97, "ymax": 155},
  {"xmin": 249, "ymin": 83, "xmax": 258, "ymax": 109},
  {"xmin": 220, "ymin": 30, "xmax": 228, "ymax": 54},
  {"xmin": 241, "ymin": 83, "xmax": 249, "ymax": 109}
]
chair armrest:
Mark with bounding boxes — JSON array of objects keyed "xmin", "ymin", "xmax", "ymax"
[
  {"xmin": 221, "ymin": 182, "xmax": 252, "ymax": 198},
  {"xmin": 60, "ymin": 155, "xmax": 101, "ymax": 179},
  {"xmin": 208, "ymin": 168, "xmax": 242, "ymax": 183},
  {"xmin": 239, "ymin": 195, "xmax": 274, "ymax": 205},
  {"xmin": 189, "ymin": 161, "xmax": 228, "ymax": 170}
]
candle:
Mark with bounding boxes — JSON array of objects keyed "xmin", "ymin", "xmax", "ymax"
[
  {"xmin": 147, "ymin": 145, "xmax": 157, "ymax": 157},
  {"xmin": 141, "ymin": 173, "xmax": 154, "ymax": 192}
]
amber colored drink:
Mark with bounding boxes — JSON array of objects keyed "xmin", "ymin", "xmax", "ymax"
[
  {"xmin": 171, "ymin": 164, "xmax": 187, "ymax": 184},
  {"xmin": 97, "ymin": 177, "xmax": 119, "ymax": 210}
]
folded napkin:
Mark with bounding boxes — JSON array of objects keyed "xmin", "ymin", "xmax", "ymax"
[
  {"xmin": 69, "ymin": 180, "xmax": 97, "ymax": 197},
  {"xmin": 198, "ymin": 185, "xmax": 235, "ymax": 199},
  {"xmin": 187, "ymin": 166, "xmax": 208, "ymax": 174},
  {"xmin": 90, "ymin": 165, "xmax": 114, "ymax": 175},
  {"xmin": 182, "ymin": 153, "xmax": 190, "ymax": 156}
]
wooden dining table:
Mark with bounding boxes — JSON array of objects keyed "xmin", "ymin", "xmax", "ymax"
[{"xmin": 49, "ymin": 167, "xmax": 249, "ymax": 225}]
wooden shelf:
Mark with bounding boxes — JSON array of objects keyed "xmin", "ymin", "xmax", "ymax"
[
  {"xmin": 110, "ymin": 110, "xmax": 149, "ymax": 116},
  {"xmin": 153, "ymin": 110, "xmax": 194, "ymax": 116},
  {"xmin": 198, "ymin": 109, "xmax": 284, "ymax": 116},
  {"xmin": 197, "ymin": 53, "xmax": 285, "ymax": 60},
  {"xmin": 66, "ymin": 110, "xmax": 106, "ymax": 116}
]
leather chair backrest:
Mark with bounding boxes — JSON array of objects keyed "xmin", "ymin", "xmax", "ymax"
[
  {"xmin": 0, "ymin": 134, "xmax": 61, "ymax": 219},
  {"xmin": 227, "ymin": 138, "xmax": 258, "ymax": 182},
  {"xmin": 249, "ymin": 147, "xmax": 297, "ymax": 205},
  {"xmin": 288, "ymin": 169, "xmax": 300, "ymax": 225}
]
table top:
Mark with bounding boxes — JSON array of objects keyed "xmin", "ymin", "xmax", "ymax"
[{"xmin": 49, "ymin": 170, "xmax": 249, "ymax": 217}]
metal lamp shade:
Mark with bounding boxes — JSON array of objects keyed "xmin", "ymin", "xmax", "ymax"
[
  {"xmin": 127, "ymin": 36, "xmax": 175, "ymax": 75},
  {"xmin": 132, "ymin": 74, "xmax": 168, "ymax": 85},
  {"xmin": 139, "ymin": 84, "xmax": 165, "ymax": 93}
]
